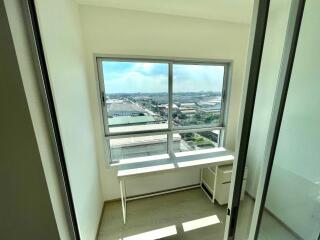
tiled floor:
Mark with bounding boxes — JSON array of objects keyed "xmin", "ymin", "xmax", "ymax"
[{"xmin": 97, "ymin": 188, "xmax": 299, "ymax": 240}]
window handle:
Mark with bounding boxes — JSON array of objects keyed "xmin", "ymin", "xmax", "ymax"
[{"xmin": 101, "ymin": 93, "xmax": 106, "ymax": 106}]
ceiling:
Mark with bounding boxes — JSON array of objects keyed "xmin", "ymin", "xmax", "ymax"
[{"xmin": 75, "ymin": 0, "xmax": 254, "ymax": 24}]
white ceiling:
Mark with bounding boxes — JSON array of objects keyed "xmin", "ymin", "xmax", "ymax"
[{"xmin": 75, "ymin": 0, "xmax": 254, "ymax": 24}]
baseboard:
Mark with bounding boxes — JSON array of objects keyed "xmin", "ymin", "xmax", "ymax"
[
  {"xmin": 103, "ymin": 184, "xmax": 201, "ymax": 203},
  {"xmin": 95, "ymin": 203, "xmax": 106, "ymax": 240},
  {"xmin": 104, "ymin": 197, "xmax": 121, "ymax": 204},
  {"xmin": 127, "ymin": 184, "xmax": 200, "ymax": 201},
  {"xmin": 245, "ymin": 191, "xmax": 304, "ymax": 240}
]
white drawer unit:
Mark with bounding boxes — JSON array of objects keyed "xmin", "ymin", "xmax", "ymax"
[{"xmin": 200, "ymin": 164, "xmax": 248, "ymax": 205}]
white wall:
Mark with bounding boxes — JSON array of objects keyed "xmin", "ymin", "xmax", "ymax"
[
  {"xmin": 35, "ymin": 0, "xmax": 103, "ymax": 239},
  {"xmin": 78, "ymin": 5, "xmax": 250, "ymax": 200},
  {"xmin": 247, "ymin": 0, "xmax": 320, "ymax": 239}
]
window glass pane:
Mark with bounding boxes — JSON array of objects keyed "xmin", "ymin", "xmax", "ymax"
[
  {"xmin": 102, "ymin": 61, "xmax": 168, "ymax": 133},
  {"xmin": 172, "ymin": 64, "xmax": 225, "ymax": 128},
  {"xmin": 174, "ymin": 130, "xmax": 221, "ymax": 153},
  {"xmin": 110, "ymin": 134, "xmax": 168, "ymax": 162}
]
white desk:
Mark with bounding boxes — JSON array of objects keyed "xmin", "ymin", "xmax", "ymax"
[{"xmin": 117, "ymin": 147, "xmax": 234, "ymax": 223}]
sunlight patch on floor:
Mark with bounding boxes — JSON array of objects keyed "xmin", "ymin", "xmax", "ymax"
[
  {"xmin": 121, "ymin": 225, "xmax": 177, "ymax": 240},
  {"xmin": 182, "ymin": 215, "xmax": 220, "ymax": 232}
]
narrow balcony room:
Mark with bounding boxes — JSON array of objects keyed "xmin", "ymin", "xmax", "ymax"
[{"xmin": 2, "ymin": 0, "xmax": 320, "ymax": 240}]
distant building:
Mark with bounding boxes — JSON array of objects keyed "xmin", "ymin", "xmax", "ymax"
[
  {"xmin": 108, "ymin": 115, "xmax": 158, "ymax": 127},
  {"xmin": 109, "ymin": 122, "xmax": 168, "ymax": 134},
  {"xmin": 180, "ymin": 109, "xmax": 197, "ymax": 116},
  {"xmin": 179, "ymin": 102, "xmax": 197, "ymax": 115},
  {"xmin": 158, "ymin": 103, "xmax": 178, "ymax": 115},
  {"xmin": 180, "ymin": 103, "xmax": 196, "ymax": 108},
  {"xmin": 107, "ymin": 102, "xmax": 147, "ymax": 117},
  {"xmin": 109, "ymin": 124, "xmax": 181, "ymax": 160},
  {"xmin": 198, "ymin": 101, "xmax": 221, "ymax": 113},
  {"xmin": 158, "ymin": 103, "xmax": 178, "ymax": 109}
]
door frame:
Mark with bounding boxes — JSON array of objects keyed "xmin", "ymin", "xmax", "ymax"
[
  {"xmin": 22, "ymin": 0, "xmax": 81, "ymax": 239},
  {"xmin": 224, "ymin": 0, "xmax": 271, "ymax": 238}
]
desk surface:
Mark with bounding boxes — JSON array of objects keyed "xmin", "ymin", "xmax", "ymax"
[{"xmin": 117, "ymin": 147, "xmax": 234, "ymax": 179}]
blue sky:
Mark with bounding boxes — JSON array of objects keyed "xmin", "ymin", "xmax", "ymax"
[{"xmin": 102, "ymin": 61, "xmax": 224, "ymax": 94}]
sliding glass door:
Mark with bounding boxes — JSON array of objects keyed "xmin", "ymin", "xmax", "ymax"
[
  {"xmin": 256, "ymin": 0, "xmax": 320, "ymax": 239},
  {"xmin": 225, "ymin": 0, "xmax": 320, "ymax": 239},
  {"xmin": 234, "ymin": 0, "xmax": 293, "ymax": 238}
]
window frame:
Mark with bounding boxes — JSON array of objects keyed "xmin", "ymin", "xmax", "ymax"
[{"xmin": 96, "ymin": 56, "xmax": 232, "ymax": 165}]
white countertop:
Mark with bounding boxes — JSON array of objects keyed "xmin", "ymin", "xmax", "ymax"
[{"xmin": 117, "ymin": 147, "xmax": 235, "ymax": 179}]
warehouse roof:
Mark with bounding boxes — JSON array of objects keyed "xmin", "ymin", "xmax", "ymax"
[{"xmin": 108, "ymin": 115, "xmax": 156, "ymax": 126}]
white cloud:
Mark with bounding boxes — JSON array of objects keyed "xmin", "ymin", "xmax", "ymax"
[
  {"xmin": 133, "ymin": 62, "xmax": 155, "ymax": 73},
  {"xmin": 103, "ymin": 62, "xmax": 224, "ymax": 93},
  {"xmin": 107, "ymin": 70, "xmax": 168, "ymax": 93}
]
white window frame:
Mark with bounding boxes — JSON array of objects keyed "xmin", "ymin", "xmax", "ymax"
[{"xmin": 96, "ymin": 56, "xmax": 232, "ymax": 165}]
